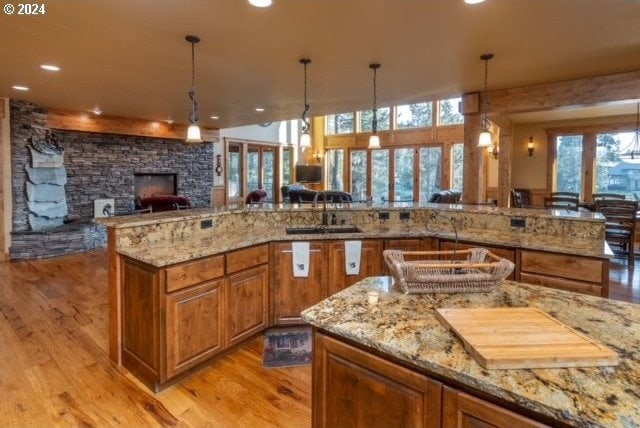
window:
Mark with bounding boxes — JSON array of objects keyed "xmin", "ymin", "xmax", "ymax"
[
  {"xmin": 451, "ymin": 143, "xmax": 464, "ymax": 191},
  {"xmin": 595, "ymin": 132, "xmax": 638, "ymax": 198},
  {"xmin": 555, "ymin": 135, "xmax": 583, "ymax": 196},
  {"xmin": 262, "ymin": 148, "xmax": 275, "ymax": 201},
  {"xmin": 227, "ymin": 143, "xmax": 242, "ymax": 198},
  {"xmin": 326, "ymin": 149, "xmax": 344, "ymax": 191},
  {"xmin": 326, "ymin": 113, "xmax": 355, "ymax": 135},
  {"xmin": 394, "ymin": 148, "xmax": 415, "ymax": 202},
  {"xmin": 247, "ymin": 147, "xmax": 260, "ymax": 193},
  {"xmin": 350, "ymin": 150, "xmax": 368, "ymax": 201},
  {"xmin": 396, "ymin": 102, "xmax": 432, "ymax": 129},
  {"xmin": 419, "ymin": 146, "xmax": 442, "ymax": 202},
  {"xmin": 282, "ymin": 148, "xmax": 292, "ymax": 186},
  {"xmin": 371, "ymin": 150, "xmax": 390, "ymax": 203},
  {"xmin": 359, "ymin": 108, "xmax": 390, "ymax": 132},
  {"xmin": 438, "ymin": 97, "xmax": 464, "ymax": 126}
]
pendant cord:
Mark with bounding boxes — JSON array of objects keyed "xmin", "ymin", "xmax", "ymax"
[
  {"xmin": 372, "ymin": 65, "xmax": 378, "ymax": 135},
  {"xmin": 482, "ymin": 56, "xmax": 489, "ymax": 131},
  {"xmin": 189, "ymin": 40, "xmax": 199, "ymax": 125},
  {"xmin": 301, "ymin": 60, "xmax": 310, "ymax": 133}
]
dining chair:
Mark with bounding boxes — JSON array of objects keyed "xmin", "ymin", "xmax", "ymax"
[
  {"xmin": 593, "ymin": 193, "xmax": 625, "ymax": 201},
  {"xmin": 596, "ymin": 199, "xmax": 638, "ymax": 265},
  {"xmin": 544, "ymin": 196, "xmax": 579, "ymax": 211},
  {"xmin": 511, "ymin": 188, "xmax": 531, "ymax": 208},
  {"xmin": 551, "ymin": 191, "xmax": 579, "ymax": 199}
]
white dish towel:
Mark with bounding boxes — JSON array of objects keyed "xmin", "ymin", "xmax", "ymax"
[
  {"xmin": 344, "ymin": 240, "xmax": 362, "ymax": 276},
  {"xmin": 292, "ymin": 242, "xmax": 310, "ymax": 278}
]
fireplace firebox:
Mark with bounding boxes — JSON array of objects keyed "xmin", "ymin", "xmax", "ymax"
[{"xmin": 134, "ymin": 173, "xmax": 177, "ymax": 202}]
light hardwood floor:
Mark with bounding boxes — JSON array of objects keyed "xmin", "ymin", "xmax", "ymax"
[
  {"xmin": 0, "ymin": 250, "xmax": 311, "ymax": 427},
  {"xmin": 1, "ymin": 250, "xmax": 638, "ymax": 427}
]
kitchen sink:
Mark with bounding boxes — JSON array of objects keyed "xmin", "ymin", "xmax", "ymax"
[{"xmin": 285, "ymin": 226, "xmax": 363, "ymax": 235}]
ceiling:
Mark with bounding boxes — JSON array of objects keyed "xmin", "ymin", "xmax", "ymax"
[{"xmin": 1, "ymin": 0, "xmax": 639, "ymax": 129}]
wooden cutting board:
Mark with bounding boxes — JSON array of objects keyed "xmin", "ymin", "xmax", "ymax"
[{"xmin": 436, "ymin": 307, "xmax": 618, "ymax": 369}]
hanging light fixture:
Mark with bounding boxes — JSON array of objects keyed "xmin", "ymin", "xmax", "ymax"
[
  {"xmin": 618, "ymin": 102, "xmax": 640, "ymax": 160},
  {"xmin": 369, "ymin": 63, "xmax": 381, "ymax": 149},
  {"xmin": 478, "ymin": 53, "xmax": 494, "ymax": 147},
  {"xmin": 185, "ymin": 35, "xmax": 203, "ymax": 143},
  {"xmin": 299, "ymin": 58, "xmax": 312, "ymax": 148},
  {"xmin": 487, "ymin": 142, "xmax": 499, "ymax": 159}
]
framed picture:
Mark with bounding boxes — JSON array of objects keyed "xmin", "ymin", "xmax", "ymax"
[{"xmin": 94, "ymin": 198, "xmax": 115, "ymax": 218}]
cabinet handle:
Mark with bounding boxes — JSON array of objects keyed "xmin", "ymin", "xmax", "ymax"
[{"xmin": 281, "ymin": 249, "xmax": 322, "ymax": 253}]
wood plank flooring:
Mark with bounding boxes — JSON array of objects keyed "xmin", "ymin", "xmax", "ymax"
[
  {"xmin": 0, "ymin": 250, "xmax": 638, "ymax": 427},
  {"xmin": 0, "ymin": 250, "xmax": 311, "ymax": 427}
]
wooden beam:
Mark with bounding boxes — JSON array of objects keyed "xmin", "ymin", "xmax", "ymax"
[
  {"xmin": 487, "ymin": 70, "xmax": 640, "ymax": 115},
  {"xmin": 462, "ymin": 114, "xmax": 485, "ymax": 203},
  {"xmin": 47, "ymin": 109, "xmax": 219, "ymax": 142}
]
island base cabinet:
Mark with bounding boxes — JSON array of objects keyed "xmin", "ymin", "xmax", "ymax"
[
  {"xmin": 165, "ymin": 279, "xmax": 225, "ymax": 380},
  {"xmin": 313, "ymin": 332, "xmax": 442, "ymax": 428},
  {"xmin": 442, "ymin": 387, "xmax": 549, "ymax": 428}
]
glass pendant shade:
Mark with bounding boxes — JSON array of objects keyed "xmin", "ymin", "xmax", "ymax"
[
  {"xmin": 300, "ymin": 132, "xmax": 311, "ymax": 148},
  {"xmin": 368, "ymin": 134, "xmax": 381, "ymax": 149},
  {"xmin": 478, "ymin": 130, "xmax": 492, "ymax": 147},
  {"xmin": 186, "ymin": 124, "xmax": 203, "ymax": 143}
]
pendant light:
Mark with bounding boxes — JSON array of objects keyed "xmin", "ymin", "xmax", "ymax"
[
  {"xmin": 369, "ymin": 63, "xmax": 381, "ymax": 149},
  {"xmin": 299, "ymin": 58, "xmax": 312, "ymax": 148},
  {"xmin": 478, "ymin": 53, "xmax": 494, "ymax": 147},
  {"xmin": 618, "ymin": 102, "xmax": 640, "ymax": 160},
  {"xmin": 185, "ymin": 35, "xmax": 203, "ymax": 143}
]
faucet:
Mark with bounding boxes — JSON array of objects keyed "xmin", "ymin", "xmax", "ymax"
[{"xmin": 313, "ymin": 191, "xmax": 330, "ymax": 226}]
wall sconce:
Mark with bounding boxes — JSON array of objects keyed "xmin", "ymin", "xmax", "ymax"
[
  {"xmin": 312, "ymin": 152, "xmax": 323, "ymax": 163},
  {"xmin": 527, "ymin": 136, "xmax": 535, "ymax": 156},
  {"xmin": 487, "ymin": 142, "xmax": 499, "ymax": 159}
]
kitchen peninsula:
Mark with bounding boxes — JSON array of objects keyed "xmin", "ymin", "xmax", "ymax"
[
  {"xmin": 302, "ymin": 276, "xmax": 640, "ymax": 427},
  {"xmin": 100, "ymin": 203, "xmax": 611, "ymax": 391}
]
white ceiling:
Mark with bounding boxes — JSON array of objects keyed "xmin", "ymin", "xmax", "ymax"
[{"xmin": 1, "ymin": 0, "xmax": 639, "ymax": 128}]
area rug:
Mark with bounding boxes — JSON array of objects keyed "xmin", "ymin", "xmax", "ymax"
[{"xmin": 263, "ymin": 327, "xmax": 312, "ymax": 368}]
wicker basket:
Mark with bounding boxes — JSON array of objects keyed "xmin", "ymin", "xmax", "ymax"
[{"xmin": 383, "ymin": 248, "xmax": 515, "ymax": 294}]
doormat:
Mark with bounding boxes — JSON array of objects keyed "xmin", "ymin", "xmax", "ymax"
[{"xmin": 263, "ymin": 327, "xmax": 312, "ymax": 368}]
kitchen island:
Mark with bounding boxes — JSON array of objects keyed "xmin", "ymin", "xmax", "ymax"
[{"xmin": 301, "ymin": 277, "xmax": 640, "ymax": 428}]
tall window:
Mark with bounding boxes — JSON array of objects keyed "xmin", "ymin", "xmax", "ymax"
[
  {"xmin": 247, "ymin": 147, "xmax": 260, "ymax": 192},
  {"xmin": 262, "ymin": 148, "xmax": 275, "ymax": 200},
  {"xmin": 451, "ymin": 143, "xmax": 464, "ymax": 191},
  {"xmin": 360, "ymin": 108, "xmax": 390, "ymax": 132},
  {"xmin": 371, "ymin": 150, "xmax": 390, "ymax": 203},
  {"xmin": 394, "ymin": 148, "xmax": 415, "ymax": 202},
  {"xmin": 419, "ymin": 147, "xmax": 442, "ymax": 201},
  {"xmin": 326, "ymin": 113, "xmax": 355, "ymax": 135},
  {"xmin": 327, "ymin": 149, "xmax": 344, "ymax": 191},
  {"xmin": 228, "ymin": 143, "xmax": 242, "ymax": 198},
  {"xmin": 555, "ymin": 135, "xmax": 583, "ymax": 196},
  {"xmin": 595, "ymin": 132, "xmax": 637, "ymax": 198},
  {"xmin": 438, "ymin": 97, "xmax": 464, "ymax": 126},
  {"xmin": 282, "ymin": 148, "xmax": 292, "ymax": 186},
  {"xmin": 350, "ymin": 150, "xmax": 368, "ymax": 201},
  {"xmin": 396, "ymin": 102, "xmax": 432, "ymax": 129}
]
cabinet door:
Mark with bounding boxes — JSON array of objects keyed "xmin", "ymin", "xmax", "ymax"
[
  {"xmin": 272, "ymin": 242, "xmax": 326, "ymax": 325},
  {"xmin": 164, "ymin": 279, "xmax": 225, "ymax": 380},
  {"xmin": 226, "ymin": 264, "xmax": 269, "ymax": 347},
  {"xmin": 313, "ymin": 332, "xmax": 441, "ymax": 428},
  {"xmin": 442, "ymin": 387, "xmax": 548, "ymax": 428},
  {"xmin": 382, "ymin": 239, "xmax": 424, "ymax": 274},
  {"xmin": 327, "ymin": 240, "xmax": 382, "ymax": 295}
]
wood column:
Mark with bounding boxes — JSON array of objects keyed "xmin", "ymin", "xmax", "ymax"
[
  {"xmin": 492, "ymin": 115, "xmax": 513, "ymax": 207},
  {"xmin": 462, "ymin": 108, "xmax": 484, "ymax": 203},
  {"xmin": 0, "ymin": 99, "xmax": 10, "ymax": 260}
]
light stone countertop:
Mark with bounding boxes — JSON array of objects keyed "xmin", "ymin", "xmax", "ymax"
[
  {"xmin": 116, "ymin": 224, "xmax": 609, "ymax": 267},
  {"xmin": 301, "ymin": 278, "xmax": 640, "ymax": 428}
]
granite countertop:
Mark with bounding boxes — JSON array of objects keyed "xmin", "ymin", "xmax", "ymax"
[
  {"xmin": 302, "ymin": 278, "xmax": 640, "ymax": 428},
  {"xmin": 117, "ymin": 224, "xmax": 609, "ymax": 267}
]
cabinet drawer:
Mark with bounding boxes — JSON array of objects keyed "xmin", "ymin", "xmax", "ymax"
[
  {"xmin": 520, "ymin": 251, "xmax": 602, "ymax": 283},
  {"xmin": 166, "ymin": 255, "xmax": 225, "ymax": 292},
  {"xmin": 225, "ymin": 244, "xmax": 269, "ymax": 274},
  {"xmin": 519, "ymin": 272, "xmax": 603, "ymax": 297}
]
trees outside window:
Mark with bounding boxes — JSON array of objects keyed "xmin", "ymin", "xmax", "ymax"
[
  {"xmin": 419, "ymin": 147, "xmax": 442, "ymax": 201},
  {"xmin": 359, "ymin": 108, "xmax": 390, "ymax": 132},
  {"xmin": 326, "ymin": 113, "xmax": 355, "ymax": 135},
  {"xmin": 394, "ymin": 148, "xmax": 415, "ymax": 202},
  {"xmin": 451, "ymin": 143, "xmax": 464, "ymax": 191},
  {"xmin": 397, "ymin": 102, "xmax": 432, "ymax": 129},
  {"xmin": 555, "ymin": 135, "xmax": 583, "ymax": 196},
  {"xmin": 350, "ymin": 150, "xmax": 368, "ymax": 201},
  {"xmin": 439, "ymin": 97, "xmax": 464, "ymax": 126},
  {"xmin": 327, "ymin": 149, "xmax": 344, "ymax": 191},
  {"xmin": 371, "ymin": 150, "xmax": 390, "ymax": 203}
]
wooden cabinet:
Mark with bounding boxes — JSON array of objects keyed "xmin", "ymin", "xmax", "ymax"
[
  {"xmin": 271, "ymin": 241, "xmax": 327, "ymax": 325},
  {"xmin": 165, "ymin": 279, "xmax": 225, "ymax": 379},
  {"xmin": 382, "ymin": 238, "xmax": 434, "ymax": 274},
  {"xmin": 313, "ymin": 332, "xmax": 442, "ymax": 428},
  {"xmin": 519, "ymin": 250, "xmax": 608, "ymax": 297},
  {"xmin": 226, "ymin": 264, "xmax": 269, "ymax": 347},
  {"xmin": 442, "ymin": 387, "xmax": 548, "ymax": 428},
  {"xmin": 327, "ymin": 240, "xmax": 382, "ymax": 295}
]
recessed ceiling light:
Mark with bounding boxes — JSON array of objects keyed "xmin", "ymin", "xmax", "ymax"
[
  {"xmin": 12, "ymin": 85, "xmax": 29, "ymax": 91},
  {"xmin": 255, "ymin": 107, "xmax": 265, "ymax": 112},
  {"xmin": 248, "ymin": 0, "xmax": 272, "ymax": 7},
  {"xmin": 464, "ymin": 0, "xmax": 486, "ymax": 4},
  {"xmin": 210, "ymin": 115, "xmax": 220, "ymax": 120},
  {"xmin": 91, "ymin": 108, "xmax": 102, "ymax": 115},
  {"xmin": 40, "ymin": 64, "xmax": 61, "ymax": 71}
]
